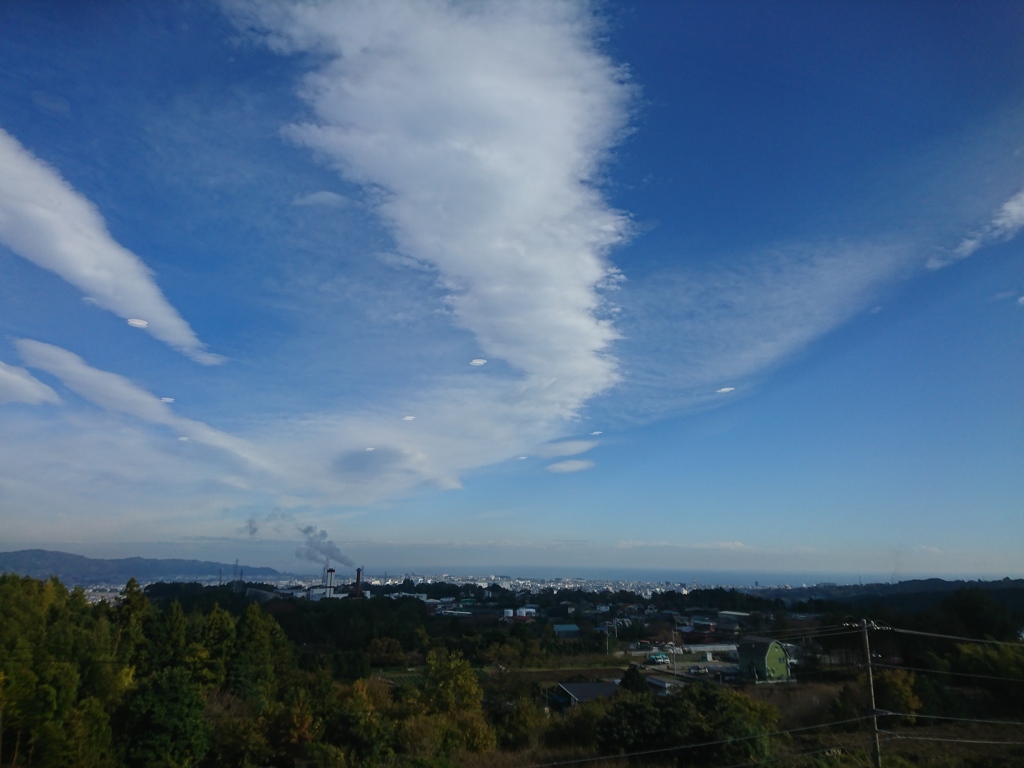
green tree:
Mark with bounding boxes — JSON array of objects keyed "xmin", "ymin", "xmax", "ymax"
[
  {"xmin": 482, "ymin": 667, "xmax": 544, "ymax": 750},
  {"xmin": 596, "ymin": 682, "xmax": 777, "ymax": 767},
  {"xmin": 46, "ymin": 696, "xmax": 116, "ymax": 768},
  {"xmin": 543, "ymin": 697, "xmax": 613, "ymax": 751},
  {"xmin": 423, "ymin": 649, "xmax": 482, "ymax": 715},
  {"xmin": 114, "ymin": 578, "xmax": 151, "ymax": 670},
  {"xmin": 596, "ymin": 690, "xmax": 662, "ymax": 757},
  {"xmin": 228, "ymin": 603, "xmax": 289, "ymax": 706},
  {"xmin": 332, "ymin": 678, "xmax": 397, "ymax": 766},
  {"xmin": 874, "ymin": 668, "xmax": 923, "ymax": 724},
  {"xmin": 118, "ymin": 666, "xmax": 210, "ymax": 768},
  {"xmin": 955, "ymin": 641, "xmax": 1024, "ymax": 706},
  {"xmin": 421, "ymin": 649, "xmax": 495, "ymax": 754},
  {"xmin": 618, "ymin": 665, "xmax": 649, "ymax": 695},
  {"xmin": 665, "ymin": 683, "xmax": 777, "ymax": 766},
  {"xmin": 367, "ymin": 636, "xmax": 406, "ymax": 667},
  {"xmin": 203, "ymin": 691, "xmax": 271, "ymax": 768},
  {"xmin": 199, "ymin": 602, "xmax": 235, "ymax": 689}
]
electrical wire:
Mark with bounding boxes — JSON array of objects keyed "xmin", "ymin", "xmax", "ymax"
[
  {"xmin": 522, "ymin": 691, "xmax": 1024, "ymax": 768},
  {"xmin": 886, "ymin": 712, "xmax": 1024, "ymax": 727},
  {"xmin": 885, "ymin": 736, "xmax": 1024, "ymax": 746},
  {"xmin": 759, "ymin": 624, "xmax": 851, "ymax": 635},
  {"xmin": 889, "ymin": 627, "xmax": 1024, "ymax": 647},
  {"xmin": 520, "ymin": 716, "xmax": 873, "ymax": 768},
  {"xmin": 874, "ymin": 662, "xmax": 1024, "ymax": 685},
  {"xmin": 716, "ymin": 735, "xmax": 898, "ymax": 768}
]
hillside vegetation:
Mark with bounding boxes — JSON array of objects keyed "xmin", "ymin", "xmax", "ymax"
[{"xmin": 0, "ymin": 573, "xmax": 1021, "ymax": 767}]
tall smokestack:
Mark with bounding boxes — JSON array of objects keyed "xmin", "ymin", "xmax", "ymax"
[
  {"xmin": 327, "ymin": 567, "xmax": 335, "ymax": 592},
  {"xmin": 355, "ymin": 567, "xmax": 362, "ymax": 599}
]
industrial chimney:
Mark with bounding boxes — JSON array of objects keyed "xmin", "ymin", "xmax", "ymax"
[
  {"xmin": 326, "ymin": 567, "xmax": 335, "ymax": 594},
  {"xmin": 355, "ymin": 567, "xmax": 363, "ymax": 599}
]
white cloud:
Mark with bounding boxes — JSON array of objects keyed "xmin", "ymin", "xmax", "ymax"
[
  {"xmin": 251, "ymin": 376, "xmax": 599, "ymax": 503},
  {"xmin": 0, "ymin": 127, "xmax": 222, "ymax": 364},
  {"xmin": 16, "ymin": 340, "xmax": 262, "ymax": 467},
  {"xmin": 0, "ymin": 360, "xmax": 61, "ymax": 405},
  {"xmin": 616, "ymin": 540, "xmax": 751, "ymax": 551},
  {"xmin": 546, "ymin": 459, "xmax": 593, "ymax": 473},
  {"xmin": 930, "ymin": 186, "xmax": 1024, "ymax": 268},
  {"xmin": 536, "ymin": 440, "xmax": 598, "ymax": 458},
  {"xmin": 0, "ymin": 410, "xmax": 273, "ymax": 543},
  {"xmin": 232, "ymin": 0, "xmax": 633, "ymax": 423},
  {"xmin": 616, "ymin": 242, "xmax": 913, "ymax": 419},
  {"xmin": 691, "ymin": 540, "xmax": 750, "ymax": 551},
  {"xmin": 293, "ymin": 190, "xmax": 349, "ymax": 207}
]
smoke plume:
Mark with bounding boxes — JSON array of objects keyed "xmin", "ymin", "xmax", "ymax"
[{"xmin": 295, "ymin": 524, "xmax": 353, "ymax": 566}]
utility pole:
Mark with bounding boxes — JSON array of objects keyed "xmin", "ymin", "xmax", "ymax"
[{"xmin": 860, "ymin": 619, "xmax": 883, "ymax": 768}]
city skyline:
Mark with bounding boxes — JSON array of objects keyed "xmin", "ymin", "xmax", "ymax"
[{"xmin": 1, "ymin": 1, "xmax": 1021, "ymax": 579}]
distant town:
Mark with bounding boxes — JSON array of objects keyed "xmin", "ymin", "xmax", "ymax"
[{"xmin": 3, "ymin": 548, "xmax": 1022, "ymax": 766}]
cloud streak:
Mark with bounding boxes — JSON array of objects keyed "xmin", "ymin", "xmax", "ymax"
[
  {"xmin": 0, "ymin": 127, "xmax": 222, "ymax": 364},
  {"xmin": 615, "ymin": 241, "xmax": 914, "ymax": 420},
  {"xmin": 931, "ymin": 186, "xmax": 1024, "ymax": 268},
  {"xmin": 16, "ymin": 340, "xmax": 262, "ymax": 467},
  {"xmin": 546, "ymin": 459, "xmax": 593, "ymax": 473},
  {"xmin": 232, "ymin": 0, "xmax": 633, "ymax": 422},
  {"xmin": 536, "ymin": 440, "xmax": 598, "ymax": 458},
  {"xmin": 0, "ymin": 359, "xmax": 61, "ymax": 405}
]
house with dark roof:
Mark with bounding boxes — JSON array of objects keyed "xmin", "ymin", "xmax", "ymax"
[
  {"xmin": 645, "ymin": 676, "xmax": 681, "ymax": 696},
  {"xmin": 555, "ymin": 682, "xmax": 619, "ymax": 709},
  {"xmin": 738, "ymin": 636, "xmax": 792, "ymax": 683}
]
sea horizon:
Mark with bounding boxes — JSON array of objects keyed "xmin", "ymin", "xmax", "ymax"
[{"xmin": 372, "ymin": 565, "xmax": 1012, "ymax": 589}]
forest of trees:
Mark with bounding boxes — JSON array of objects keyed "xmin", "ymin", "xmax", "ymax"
[{"xmin": 0, "ymin": 573, "xmax": 1021, "ymax": 767}]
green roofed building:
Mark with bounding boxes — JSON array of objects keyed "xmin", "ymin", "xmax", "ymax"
[
  {"xmin": 738, "ymin": 636, "xmax": 791, "ymax": 683},
  {"xmin": 552, "ymin": 623, "xmax": 581, "ymax": 639}
]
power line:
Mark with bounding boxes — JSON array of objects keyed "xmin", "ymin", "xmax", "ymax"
[
  {"xmin": 715, "ymin": 714, "xmax": 1024, "ymax": 768},
  {"xmin": 874, "ymin": 662, "xmax": 1024, "ymax": 685},
  {"xmin": 717, "ymin": 735, "xmax": 895, "ymax": 768},
  {"xmin": 719, "ymin": 746, "xmax": 860, "ymax": 768},
  {"xmin": 885, "ymin": 736, "xmax": 1024, "ymax": 746},
  {"xmin": 521, "ymin": 716, "xmax": 873, "ymax": 768},
  {"xmin": 759, "ymin": 626, "xmax": 861, "ymax": 641},
  {"xmin": 889, "ymin": 627, "xmax": 1024, "ymax": 647},
  {"xmin": 887, "ymin": 713, "xmax": 1024, "ymax": 727},
  {"xmin": 760, "ymin": 624, "xmax": 852, "ymax": 636}
]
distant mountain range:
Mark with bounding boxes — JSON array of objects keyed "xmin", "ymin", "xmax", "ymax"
[{"xmin": 0, "ymin": 549, "xmax": 282, "ymax": 587}]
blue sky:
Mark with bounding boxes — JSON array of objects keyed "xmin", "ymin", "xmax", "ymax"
[{"xmin": 0, "ymin": 1, "xmax": 1021, "ymax": 580}]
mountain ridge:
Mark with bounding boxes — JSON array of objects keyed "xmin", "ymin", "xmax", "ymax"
[{"xmin": 0, "ymin": 549, "xmax": 283, "ymax": 587}]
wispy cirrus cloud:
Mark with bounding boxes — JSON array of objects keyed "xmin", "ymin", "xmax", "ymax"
[
  {"xmin": 546, "ymin": 459, "xmax": 594, "ymax": 473},
  {"xmin": 292, "ymin": 190, "xmax": 350, "ymax": 207},
  {"xmin": 230, "ymin": 0, "xmax": 633, "ymax": 422},
  {"xmin": 616, "ymin": 540, "xmax": 752, "ymax": 551},
  {"xmin": 0, "ymin": 359, "xmax": 61, "ymax": 405},
  {"xmin": 614, "ymin": 241, "xmax": 914, "ymax": 420},
  {"xmin": 930, "ymin": 186, "xmax": 1024, "ymax": 269},
  {"xmin": 536, "ymin": 440, "xmax": 599, "ymax": 458},
  {"xmin": 0, "ymin": 128, "xmax": 222, "ymax": 365},
  {"xmin": 16, "ymin": 340, "xmax": 261, "ymax": 467}
]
